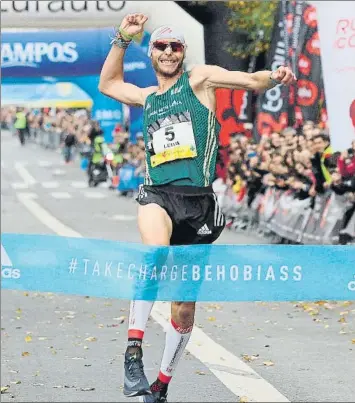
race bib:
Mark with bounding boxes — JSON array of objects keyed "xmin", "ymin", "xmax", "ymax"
[{"xmin": 147, "ymin": 112, "xmax": 197, "ymax": 167}]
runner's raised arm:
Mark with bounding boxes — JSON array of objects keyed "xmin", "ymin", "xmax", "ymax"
[
  {"xmin": 98, "ymin": 13, "xmax": 156, "ymax": 107},
  {"xmin": 194, "ymin": 64, "xmax": 296, "ymax": 92}
]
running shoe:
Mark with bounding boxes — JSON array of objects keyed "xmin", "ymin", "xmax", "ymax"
[
  {"xmin": 139, "ymin": 383, "xmax": 168, "ymax": 403},
  {"xmin": 123, "ymin": 350, "xmax": 151, "ymax": 397}
]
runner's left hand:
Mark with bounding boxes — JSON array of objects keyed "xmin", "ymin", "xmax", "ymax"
[{"xmin": 271, "ymin": 66, "xmax": 297, "ymax": 86}]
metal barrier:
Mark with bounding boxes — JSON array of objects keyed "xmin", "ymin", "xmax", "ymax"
[
  {"xmin": 27, "ymin": 128, "xmax": 144, "ymax": 194},
  {"xmin": 219, "ymin": 184, "xmax": 355, "ymax": 245},
  {"xmin": 33, "ymin": 129, "xmax": 63, "ymax": 150},
  {"xmin": 7, "ymin": 126, "xmax": 63, "ymax": 150}
]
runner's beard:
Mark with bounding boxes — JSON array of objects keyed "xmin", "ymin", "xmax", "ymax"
[{"xmin": 152, "ymin": 58, "xmax": 184, "ymax": 79}]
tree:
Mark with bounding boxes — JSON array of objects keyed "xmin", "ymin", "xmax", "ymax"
[
  {"xmin": 225, "ymin": 0, "xmax": 279, "ymax": 59},
  {"xmin": 180, "ymin": 1, "xmax": 278, "ymax": 68}
]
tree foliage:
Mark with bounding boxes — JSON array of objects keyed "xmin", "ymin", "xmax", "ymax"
[
  {"xmin": 226, "ymin": 0, "xmax": 279, "ymax": 59},
  {"xmin": 184, "ymin": 0, "xmax": 279, "ymax": 60}
]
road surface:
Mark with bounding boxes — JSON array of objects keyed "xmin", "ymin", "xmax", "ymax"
[{"xmin": 1, "ymin": 131, "xmax": 354, "ymax": 402}]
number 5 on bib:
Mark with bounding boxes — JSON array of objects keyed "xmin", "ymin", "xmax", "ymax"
[{"xmin": 148, "ymin": 112, "xmax": 198, "ymax": 168}]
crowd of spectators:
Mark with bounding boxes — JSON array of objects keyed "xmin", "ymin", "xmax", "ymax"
[
  {"xmin": 218, "ymin": 122, "xmax": 355, "ymax": 208},
  {"xmin": 215, "ymin": 121, "xmax": 355, "ymax": 244},
  {"xmin": 2, "ymin": 107, "xmax": 354, "ymax": 241},
  {"xmin": 3, "ymin": 107, "xmax": 354, "ymax": 198}
]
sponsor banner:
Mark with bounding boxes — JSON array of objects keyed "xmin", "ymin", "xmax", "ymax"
[
  {"xmin": 0, "ymin": 1, "xmax": 205, "ymax": 68},
  {"xmin": 313, "ymin": 1, "xmax": 355, "ymax": 151},
  {"xmin": 302, "ymin": 193, "xmax": 349, "ymax": 244},
  {"xmin": 296, "ymin": 3, "xmax": 323, "ymax": 123},
  {"xmin": 2, "ymin": 29, "xmax": 106, "ymax": 77},
  {"xmin": 261, "ymin": 190, "xmax": 348, "ymax": 245},
  {"xmin": 1, "ymin": 233, "xmax": 355, "ymax": 301},
  {"xmin": 318, "ymin": 193, "xmax": 350, "ymax": 244},
  {"xmin": 1, "ymin": 28, "xmax": 158, "ymax": 142},
  {"xmin": 289, "ymin": 1, "xmax": 307, "ymax": 74},
  {"xmin": 1, "ymin": 0, "xmax": 126, "ymax": 15},
  {"xmin": 221, "ymin": 185, "xmax": 351, "ymax": 246},
  {"xmin": 1, "ymin": 29, "xmax": 155, "ymax": 79},
  {"xmin": 254, "ymin": 0, "xmax": 289, "ymax": 139},
  {"xmin": 216, "ymin": 43, "xmax": 259, "ymax": 146},
  {"xmin": 319, "ymin": 86, "xmax": 328, "ymax": 129},
  {"xmin": 302, "ymin": 195, "xmax": 331, "ymax": 244},
  {"xmin": 118, "ymin": 164, "xmax": 143, "ymax": 192},
  {"xmin": 216, "ymin": 89, "xmax": 249, "ymax": 146},
  {"xmin": 263, "ymin": 190, "xmax": 349, "ymax": 245},
  {"xmin": 280, "ymin": 0, "xmax": 310, "ymax": 127},
  {"xmin": 221, "ymin": 187, "xmax": 248, "ymax": 220},
  {"xmin": 258, "ymin": 188, "xmax": 281, "ymax": 225},
  {"xmin": 268, "ymin": 192, "xmax": 312, "ymax": 243},
  {"xmin": 129, "ymin": 105, "xmax": 144, "ymax": 143},
  {"xmin": 91, "ymin": 91, "xmax": 124, "ymax": 144}
]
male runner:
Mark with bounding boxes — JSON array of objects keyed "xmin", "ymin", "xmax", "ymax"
[{"xmin": 99, "ymin": 13, "xmax": 296, "ymax": 403}]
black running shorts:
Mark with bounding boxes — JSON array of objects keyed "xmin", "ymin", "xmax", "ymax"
[{"xmin": 136, "ymin": 184, "xmax": 225, "ymax": 245}]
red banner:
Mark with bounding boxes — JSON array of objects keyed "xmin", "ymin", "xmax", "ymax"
[
  {"xmin": 295, "ymin": 3, "xmax": 324, "ymax": 123},
  {"xmin": 216, "ymin": 88, "xmax": 249, "ymax": 147},
  {"xmin": 253, "ymin": 0, "xmax": 290, "ymax": 139}
]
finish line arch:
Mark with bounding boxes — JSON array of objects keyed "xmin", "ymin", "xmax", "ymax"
[
  {"xmin": 0, "ymin": 1, "xmax": 205, "ymax": 68},
  {"xmin": 1, "ymin": 1, "xmax": 205, "ymax": 141}
]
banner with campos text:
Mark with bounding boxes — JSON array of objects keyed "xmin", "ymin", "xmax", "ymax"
[
  {"xmin": 0, "ymin": 0, "xmax": 205, "ymax": 68},
  {"xmin": 313, "ymin": 1, "xmax": 355, "ymax": 151},
  {"xmin": 1, "ymin": 28, "xmax": 157, "ymax": 143}
]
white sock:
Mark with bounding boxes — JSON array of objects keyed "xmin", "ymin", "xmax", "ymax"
[
  {"xmin": 157, "ymin": 319, "xmax": 193, "ymax": 384},
  {"xmin": 127, "ymin": 300, "xmax": 154, "ymax": 346}
]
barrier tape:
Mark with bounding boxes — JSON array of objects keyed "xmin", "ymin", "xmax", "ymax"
[{"xmin": 1, "ymin": 233, "xmax": 355, "ymax": 301}]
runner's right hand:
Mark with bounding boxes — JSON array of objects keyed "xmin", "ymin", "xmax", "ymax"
[{"xmin": 119, "ymin": 14, "xmax": 148, "ymax": 38}]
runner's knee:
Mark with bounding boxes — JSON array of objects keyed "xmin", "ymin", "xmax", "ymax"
[
  {"xmin": 134, "ymin": 205, "xmax": 172, "ymax": 300},
  {"xmin": 138, "ymin": 204, "xmax": 172, "ymax": 245},
  {"xmin": 172, "ymin": 302, "xmax": 196, "ymax": 328}
]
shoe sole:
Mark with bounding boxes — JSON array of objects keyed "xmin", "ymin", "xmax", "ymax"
[
  {"xmin": 123, "ymin": 388, "xmax": 152, "ymax": 397},
  {"xmin": 138, "ymin": 396, "xmax": 150, "ymax": 403}
]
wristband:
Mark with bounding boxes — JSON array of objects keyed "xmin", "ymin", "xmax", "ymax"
[
  {"xmin": 110, "ymin": 29, "xmax": 132, "ymax": 49},
  {"xmin": 110, "ymin": 35, "xmax": 131, "ymax": 49},
  {"xmin": 119, "ymin": 28, "xmax": 134, "ymax": 41},
  {"xmin": 118, "ymin": 27, "xmax": 144, "ymax": 42}
]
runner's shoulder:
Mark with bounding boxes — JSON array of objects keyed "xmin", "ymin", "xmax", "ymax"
[
  {"xmin": 188, "ymin": 65, "xmax": 227, "ymax": 86},
  {"xmin": 141, "ymin": 86, "xmax": 158, "ymax": 104}
]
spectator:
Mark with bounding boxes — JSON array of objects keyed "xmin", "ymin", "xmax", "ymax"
[
  {"xmin": 270, "ymin": 132, "xmax": 282, "ymax": 152},
  {"xmin": 14, "ymin": 107, "xmax": 27, "ymax": 145},
  {"xmin": 311, "ymin": 133, "xmax": 333, "ymax": 193},
  {"xmin": 337, "ymin": 141, "xmax": 355, "ymax": 179},
  {"xmin": 62, "ymin": 126, "xmax": 77, "ymax": 164}
]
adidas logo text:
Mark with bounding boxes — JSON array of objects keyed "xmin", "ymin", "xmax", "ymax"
[{"xmin": 197, "ymin": 224, "xmax": 212, "ymax": 236}]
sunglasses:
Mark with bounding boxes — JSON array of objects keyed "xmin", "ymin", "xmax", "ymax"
[{"xmin": 153, "ymin": 41, "xmax": 184, "ymax": 53}]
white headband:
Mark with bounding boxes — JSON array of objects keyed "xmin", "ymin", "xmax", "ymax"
[{"xmin": 148, "ymin": 25, "xmax": 186, "ymax": 56}]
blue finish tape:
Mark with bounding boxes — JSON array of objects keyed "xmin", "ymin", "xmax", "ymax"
[{"xmin": 1, "ymin": 233, "xmax": 354, "ymax": 301}]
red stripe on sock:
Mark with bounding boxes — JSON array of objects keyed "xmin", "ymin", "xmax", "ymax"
[
  {"xmin": 158, "ymin": 371, "xmax": 172, "ymax": 384},
  {"xmin": 171, "ymin": 319, "xmax": 193, "ymax": 334},
  {"xmin": 128, "ymin": 329, "xmax": 144, "ymax": 339}
]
